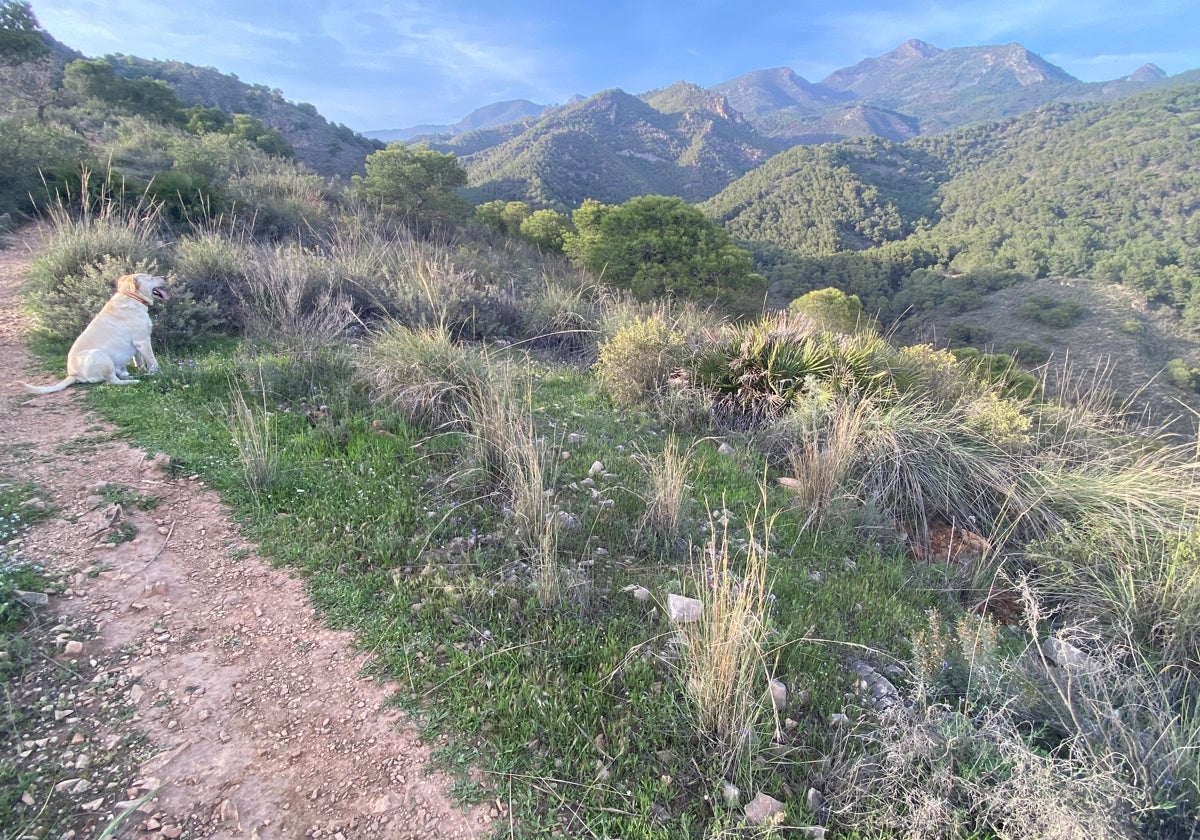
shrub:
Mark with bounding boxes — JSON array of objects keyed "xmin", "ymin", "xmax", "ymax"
[
  {"xmin": 696, "ymin": 313, "xmax": 897, "ymax": 424},
  {"xmin": 1164, "ymin": 358, "xmax": 1198, "ymax": 392},
  {"xmin": 225, "ymin": 164, "xmax": 337, "ymax": 241},
  {"xmin": 894, "ymin": 344, "xmax": 978, "ymax": 407},
  {"xmin": 170, "ymin": 228, "xmax": 254, "ymax": 330},
  {"xmin": 519, "ymin": 209, "xmax": 570, "ymax": 253},
  {"xmin": 593, "ymin": 313, "xmax": 688, "ymax": 407},
  {"xmin": 232, "ymin": 244, "xmax": 354, "ymax": 351},
  {"xmin": 371, "ymin": 236, "xmax": 523, "ymax": 341},
  {"xmin": 357, "ymin": 322, "xmax": 490, "ymax": 429},
  {"xmin": 947, "ymin": 322, "xmax": 989, "ymax": 348},
  {"xmin": 522, "ymin": 277, "xmax": 597, "ymax": 356},
  {"xmin": 23, "ymin": 172, "xmax": 164, "ymax": 340},
  {"xmin": 1020, "ymin": 294, "xmax": 1086, "ymax": 328},
  {"xmin": 1002, "ymin": 340, "xmax": 1051, "ymax": 366},
  {"xmin": 565, "ymin": 195, "xmax": 766, "ymax": 315},
  {"xmin": 828, "ymin": 639, "xmax": 1141, "ymax": 838},
  {"xmin": 0, "ymin": 116, "xmax": 90, "ymax": 217},
  {"xmin": 788, "ymin": 287, "xmax": 867, "ymax": 334}
]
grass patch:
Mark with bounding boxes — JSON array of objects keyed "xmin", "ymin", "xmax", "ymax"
[{"xmin": 73, "ymin": 326, "xmax": 1200, "ymax": 837}]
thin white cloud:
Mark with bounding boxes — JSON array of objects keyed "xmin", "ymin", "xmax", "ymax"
[{"xmin": 318, "ymin": 1, "xmax": 550, "ymax": 91}]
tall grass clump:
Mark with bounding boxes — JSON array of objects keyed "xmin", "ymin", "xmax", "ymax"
[
  {"xmin": 374, "ymin": 236, "xmax": 523, "ymax": 340},
  {"xmin": 358, "ymin": 321, "xmax": 490, "ymax": 429},
  {"xmin": 233, "ymin": 243, "xmax": 354, "ymax": 352},
  {"xmin": 776, "ymin": 395, "xmax": 872, "ymax": 525},
  {"xmin": 827, "ymin": 683, "xmax": 1139, "ymax": 839},
  {"xmin": 225, "ymin": 162, "xmax": 338, "ymax": 241},
  {"xmin": 634, "ymin": 434, "xmax": 694, "ymax": 550},
  {"xmin": 1020, "ymin": 535, "xmax": 1200, "ymax": 831},
  {"xmin": 225, "ymin": 380, "xmax": 280, "ymax": 505},
  {"xmin": 675, "ymin": 499, "xmax": 777, "ymax": 784},
  {"xmin": 522, "ymin": 275, "xmax": 598, "ymax": 357},
  {"xmin": 171, "ymin": 227, "xmax": 256, "ymax": 330},
  {"xmin": 467, "ymin": 364, "xmax": 564, "ymax": 604}
]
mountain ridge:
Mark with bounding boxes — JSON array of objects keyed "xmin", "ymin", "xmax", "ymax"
[{"xmin": 403, "ymin": 39, "xmax": 1186, "ymax": 208}]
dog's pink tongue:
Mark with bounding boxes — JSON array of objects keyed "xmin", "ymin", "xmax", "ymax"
[{"xmin": 153, "ymin": 288, "xmax": 170, "ymax": 300}]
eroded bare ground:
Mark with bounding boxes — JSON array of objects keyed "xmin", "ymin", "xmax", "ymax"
[{"xmin": 1, "ymin": 230, "xmax": 492, "ymax": 839}]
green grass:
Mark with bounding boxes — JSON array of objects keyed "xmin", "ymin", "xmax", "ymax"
[
  {"xmin": 97, "ymin": 483, "xmax": 160, "ymax": 512},
  {"xmin": 68, "ymin": 322, "xmax": 1200, "ymax": 837},
  {"xmin": 76, "ymin": 341, "xmax": 954, "ymax": 836}
]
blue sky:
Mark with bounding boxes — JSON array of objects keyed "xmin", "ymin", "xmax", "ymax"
[{"xmin": 28, "ymin": 0, "xmax": 1200, "ymax": 132}]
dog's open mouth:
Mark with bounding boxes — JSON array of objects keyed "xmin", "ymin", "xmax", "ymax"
[{"xmin": 152, "ymin": 288, "xmax": 170, "ymax": 301}]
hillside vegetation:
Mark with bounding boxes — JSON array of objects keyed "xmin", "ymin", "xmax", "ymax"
[
  {"xmin": 443, "ymin": 87, "xmax": 779, "ymax": 210},
  {"xmin": 704, "ymin": 84, "xmax": 1200, "ymax": 327},
  {"xmin": 3, "ymin": 6, "xmax": 1200, "ymax": 838}
]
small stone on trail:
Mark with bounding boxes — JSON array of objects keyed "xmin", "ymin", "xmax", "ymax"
[
  {"xmin": 64, "ymin": 640, "xmax": 84, "ymax": 655},
  {"xmin": 14, "ymin": 590, "xmax": 48, "ymax": 608}
]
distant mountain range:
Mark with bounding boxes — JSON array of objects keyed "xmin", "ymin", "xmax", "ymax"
[
  {"xmin": 372, "ymin": 39, "xmax": 1187, "ymax": 210},
  {"xmin": 365, "ymin": 99, "xmax": 551, "ymax": 142}
]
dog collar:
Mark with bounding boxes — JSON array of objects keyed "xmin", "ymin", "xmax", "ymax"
[{"xmin": 121, "ymin": 290, "xmax": 151, "ymax": 306}]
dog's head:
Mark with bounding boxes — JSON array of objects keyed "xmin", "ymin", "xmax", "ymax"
[{"xmin": 116, "ymin": 273, "xmax": 170, "ymax": 305}]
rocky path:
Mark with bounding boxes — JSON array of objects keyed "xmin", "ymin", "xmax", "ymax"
[{"xmin": 1, "ymin": 229, "xmax": 491, "ymax": 839}]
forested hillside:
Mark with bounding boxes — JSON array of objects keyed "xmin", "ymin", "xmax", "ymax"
[
  {"xmin": 704, "ymin": 84, "xmax": 1200, "ymax": 324},
  {"xmin": 453, "ymin": 87, "xmax": 779, "ymax": 210},
  {"xmin": 105, "ymin": 56, "xmax": 382, "ymax": 177}
]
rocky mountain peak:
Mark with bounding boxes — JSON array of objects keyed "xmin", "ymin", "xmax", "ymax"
[{"xmin": 1127, "ymin": 63, "xmax": 1168, "ymax": 82}]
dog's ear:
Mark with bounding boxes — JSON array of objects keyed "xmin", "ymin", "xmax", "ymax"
[{"xmin": 116, "ymin": 274, "xmax": 139, "ymax": 294}]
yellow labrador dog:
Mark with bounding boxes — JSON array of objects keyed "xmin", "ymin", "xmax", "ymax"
[{"xmin": 22, "ymin": 273, "xmax": 169, "ymax": 394}]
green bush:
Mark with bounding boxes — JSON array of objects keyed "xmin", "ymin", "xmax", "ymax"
[
  {"xmin": 1164, "ymin": 358, "xmax": 1199, "ymax": 392},
  {"xmin": 225, "ymin": 164, "xmax": 338, "ymax": 241},
  {"xmin": 170, "ymin": 229, "xmax": 254, "ymax": 330},
  {"xmin": 1020, "ymin": 294, "xmax": 1086, "ymax": 328},
  {"xmin": 519, "ymin": 209, "xmax": 570, "ymax": 254},
  {"xmin": 594, "ymin": 314, "xmax": 688, "ymax": 407},
  {"xmin": 1001, "ymin": 340, "xmax": 1051, "ymax": 366},
  {"xmin": 1120, "ymin": 318, "xmax": 1142, "ymax": 336},
  {"xmin": 0, "ymin": 116, "xmax": 89, "ymax": 217},
  {"xmin": 696, "ymin": 313, "xmax": 897, "ymax": 423},
  {"xmin": 788, "ymin": 287, "xmax": 866, "ymax": 333},
  {"xmin": 23, "ymin": 199, "xmax": 164, "ymax": 342},
  {"xmin": 953, "ymin": 349, "xmax": 1040, "ymax": 399},
  {"xmin": 948, "ymin": 322, "xmax": 990, "ymax": 348}
]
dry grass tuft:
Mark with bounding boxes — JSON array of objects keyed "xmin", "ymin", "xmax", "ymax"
[
  {"xmin": 676, "ymin": 497, "xmax": 777, "ymax": 783},
  {"xmin": 634, "ymin": 435, "xmax": 694, "ymax": 550}
]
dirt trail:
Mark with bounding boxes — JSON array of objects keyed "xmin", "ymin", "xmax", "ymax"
[{"xmin": 1, "ymin": 229, "xmax": 491, "ymax": 839}]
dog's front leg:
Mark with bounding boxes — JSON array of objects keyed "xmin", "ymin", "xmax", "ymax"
[{"xmin": 133, "ymin": 340, "xmax": 161, "ymax": 375}]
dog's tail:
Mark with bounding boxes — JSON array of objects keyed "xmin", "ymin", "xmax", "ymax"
[{"xmin": 21, "ymin": 377, "xmax": 78, "ymax": 394}]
